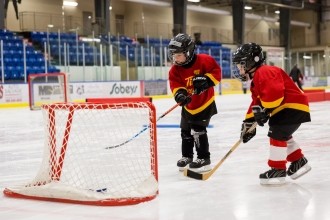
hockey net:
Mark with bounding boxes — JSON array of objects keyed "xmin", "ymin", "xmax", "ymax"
[
  {"xmin": 28, "ymin": 73, "xmax": 69, "ymax": 110},
  {"xmin": 3, "ymin": 102, "xmax": 158, "ymax": 206}
]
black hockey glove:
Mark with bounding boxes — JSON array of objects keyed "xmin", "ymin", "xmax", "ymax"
[
  {"xmin": 240, "ymin": 121, "xmax": 256, "ymax": 143},
  {"xmin": 252, "ymin": 105, "xmax": 269, "ymax": 126},
  {"xmin": 192, "ymin": 75, "xmax": 211, "ymax": 95},
  {"xmin": 174, "ymin": 90, "xmax": 191, "ymax": 106}
]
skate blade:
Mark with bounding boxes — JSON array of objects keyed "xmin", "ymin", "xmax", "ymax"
[
  {"xmin": 178, "ymin": 165, "xmax": 189, "ymax": 172},
  {"xmin": 290, "ymin": 164, "xmax": 311, "ymax": 180},
  {"xmin": 260, "ymin": 177, "xmax": 286, "ymax": 186},
  {"xmin": 188, "ymin": 165, "xmax": 212, "ymax": 173}
]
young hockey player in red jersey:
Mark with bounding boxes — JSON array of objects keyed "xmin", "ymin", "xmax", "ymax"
[
  {"xmin": 168, "ymin": 33, "xmax": 221, "ymax": 172},
  {"xmin": 232, "ymin": 42, "xmax": 311, "ymax": 185}
]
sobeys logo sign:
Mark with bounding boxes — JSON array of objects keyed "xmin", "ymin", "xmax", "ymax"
[{"xmin": 109, "ymin": 83, "xmax": 138, "ymax": 95}]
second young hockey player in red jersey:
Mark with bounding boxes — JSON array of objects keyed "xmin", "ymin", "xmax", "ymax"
[
  {"xmin": 232, "ymin": 42, "xmax": 311, "ymax": 185},
  {"xmin": 168, "ymin": 33, "xmax": 221, "ymax": 172}
]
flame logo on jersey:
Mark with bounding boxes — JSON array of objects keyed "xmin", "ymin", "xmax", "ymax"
[
  {"xmin": 186, "ymin": 76, "xmax": 194, "ymax": 88},
  {"xmin": 184, "ymin": 69, "xmax": 201, "ymax": 94}
]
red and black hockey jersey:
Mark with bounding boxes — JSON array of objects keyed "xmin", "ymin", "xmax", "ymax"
[
  {"xmin": 245, "ymin": 65, "xmax": 311, "ymax": 125},
  {"xmin": 169, "ymin": 54, "xmax": 221, "ymax": 120}
]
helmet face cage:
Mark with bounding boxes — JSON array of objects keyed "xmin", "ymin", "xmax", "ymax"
[
  {"xmin": 231, "ymin": 42, "xmax": 264, "ymax": 81},
  {"xmin": 232, "ymin": 60, "xmax": 249, "ymax": 81},
  {"xmin": 168, "ymin": 33, "xmax": 196, "ymax": 66}
]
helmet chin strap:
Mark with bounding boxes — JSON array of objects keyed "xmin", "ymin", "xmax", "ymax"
[
  {"xmin": 245, "ymin": 65, "xmax": 259, "ymax": 80},
  {"xmin": 248, "ymin": 71, "xmax": 254, "ymax": 80},
  {"xmin": 241, "ymin": 68, "xmax": 253, "ymax": 81}
]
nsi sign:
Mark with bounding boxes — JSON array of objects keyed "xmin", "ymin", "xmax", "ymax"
[{"xmin": 38, "ymin": 85, "xmax": 63, "ymax": 95}]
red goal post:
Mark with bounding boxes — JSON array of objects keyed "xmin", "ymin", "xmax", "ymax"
[
  {"xmin": 3, "ymin": 101, "xmax": 158, "ymax": 206},
  {"xmin": 28, "ymin": 73, "xmax": 69, "ymax": 110}
]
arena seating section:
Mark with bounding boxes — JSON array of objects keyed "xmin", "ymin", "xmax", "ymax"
[
  {"xmin": 30, "ymin": 31, "xmax": 104, "ymax": 66},
  {"xmin": 0, "ymin": 29, "xmax": 60, "ymax": 80},
  {"xmin": 1, "ymin": 28, "xmax": 238, "ymax": 81},
  {"xmin": 101, "ymin": 35, "xmax": 232, "ymax": 78}
]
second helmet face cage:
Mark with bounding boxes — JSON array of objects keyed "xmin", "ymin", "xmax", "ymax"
[
  {"xmin": 232, "ymin": 60, "xmax": 249, "ymax": 81},
  {"xmin": 231, "ymin": 43, "xmax": 265, "ymax": 81},
  {"xmin": 168, "ymin": 33, "xmax": 196, "ymax": 66}
]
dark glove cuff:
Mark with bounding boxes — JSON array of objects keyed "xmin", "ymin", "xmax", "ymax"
[
  {"xmin": 205, "ymin": 75, "xmax": 214, "ymax": 87},
  {"xmin": 243, "ymin": 118, "xmax": 255, "ymax": 123},
  {"xmin": 175, "ymin": 89, "xmax": 188, "ymax": 96}
]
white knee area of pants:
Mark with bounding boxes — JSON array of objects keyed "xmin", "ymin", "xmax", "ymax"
[
  {"xmin": 191, "ymin": 129, "xmax": 205, "ymax": 148},
  {"xmin": 269, "ymin": 145, "xmax": 287, "ymax": 161},
  {"xmin": 287, "ymin": 138, "xmax": 300, "ymax": 155},
  {"xmin": 191, "ymin": 129, "xmax": 206, "ymax": 137}
]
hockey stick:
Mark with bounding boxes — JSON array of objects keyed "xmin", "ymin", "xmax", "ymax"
[
  {"xmin": 183, "ymin": 122, "xmax": 257, "ymax": 180},
  {"xmin": 105, "ymin": 95, "xmax": 192, "ymax": 149}
]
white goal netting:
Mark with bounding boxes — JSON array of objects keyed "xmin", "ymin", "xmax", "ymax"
[{"xmin": 4, "ymin": 102, "xmax": 158, "ymax": 206}]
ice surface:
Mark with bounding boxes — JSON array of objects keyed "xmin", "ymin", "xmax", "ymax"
[{"xmin": 1, "ymin": 94, "xmax": 330, "ymax": 220}]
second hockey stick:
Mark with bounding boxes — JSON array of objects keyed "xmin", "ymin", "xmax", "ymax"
[
  {"xmin": 183, "ymin": 122, "xmax": 257, "ymax": 180},
  {"xmin": 105, "ymin": 95, "xmax": 193, "ymax": 149}
]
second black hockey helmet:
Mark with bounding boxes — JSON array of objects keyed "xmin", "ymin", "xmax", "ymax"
[{"xmin": 232, "ymin": 42, "xmax": 265, "ymax": 80}]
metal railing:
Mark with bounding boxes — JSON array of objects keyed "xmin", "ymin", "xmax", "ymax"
[{"xmin": 18, "ymin": 11, "xmax": 280, "ymax": 45}]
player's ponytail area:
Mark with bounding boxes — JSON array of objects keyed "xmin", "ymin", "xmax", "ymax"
[{"xmin": 1, "ymin": 93, "xmax": 330, "ymax": 219}]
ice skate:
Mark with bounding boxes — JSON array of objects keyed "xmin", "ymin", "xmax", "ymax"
[
  {"xmin": 287, "ymin": 157, "xmax": 311, "ymax": 180},
  {"xmin": 259, "ymin": 168, "xmax": 286, "ymax": 185},
  {"xmin": 188, "ymin": 158, "xmax": 211, "ymax": 173},
  {"xmin": 177, "ymin": 157, "xmax": 193, "ymax": 171}
]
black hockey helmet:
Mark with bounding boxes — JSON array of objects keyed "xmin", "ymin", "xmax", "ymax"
[
  {"xmin": 168, "ymin": 33, "xmax": 196, "ymax": 66},
  {"xmin": 232, "ymin": 42, "xmax": 265, "ymax": 81}
]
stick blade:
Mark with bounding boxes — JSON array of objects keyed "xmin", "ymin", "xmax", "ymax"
[
  {"xmin": 105, "ymin": 145, "xmax": 118, "ymax": 149},
  {"xmin": 183, "ymin": 169, "xmax": 204, "ymax": 180}
]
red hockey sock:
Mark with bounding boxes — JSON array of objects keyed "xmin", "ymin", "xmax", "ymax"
[
  {"xmin": 268, "ymin": 138, "xmax": 287, "ymax": 169},
  {"xmin": 286, "ymin": 138, "xmax": 303, "ymax": 162}
]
